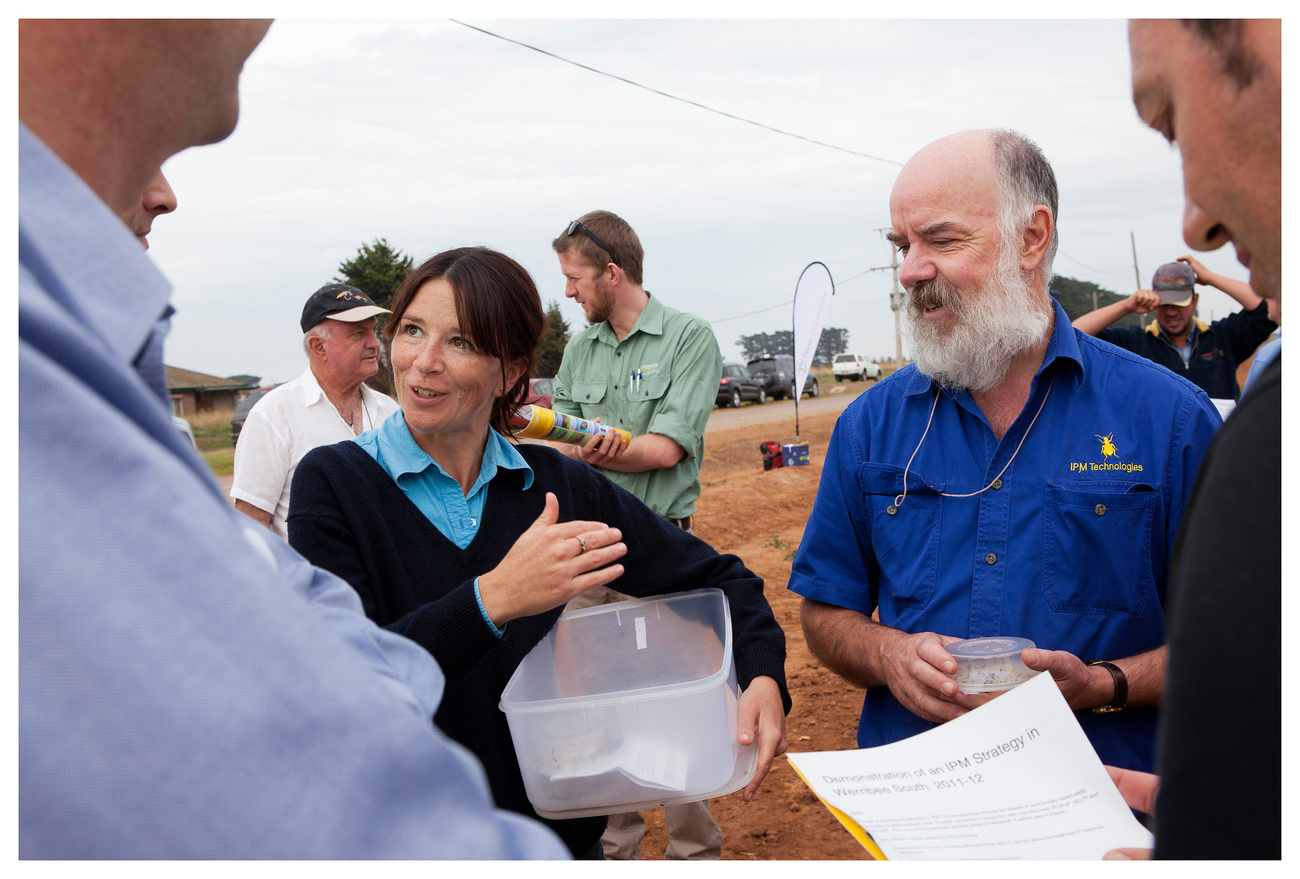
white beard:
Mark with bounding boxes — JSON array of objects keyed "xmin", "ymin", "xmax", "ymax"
[{"xmin": 902, "ymin": 257, "xmax": 1051, "ymax": 394}]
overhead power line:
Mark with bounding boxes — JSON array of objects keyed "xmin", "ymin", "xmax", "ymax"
[
  {"xmin": 706, "ymin": 266, "xmax": 875, "ymax": 325},
  {"xmin": 451, "ymin": 20, "xmax": 902, "ymax": 167}
]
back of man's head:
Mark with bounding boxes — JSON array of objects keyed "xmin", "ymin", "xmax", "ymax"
[
  {"xmin": 551, "ymin": 210, "xmax": 645, "ymax": 285},
  {"xmin": 18, "ymin": 19, "xmax": 271, "ymax": 217}
]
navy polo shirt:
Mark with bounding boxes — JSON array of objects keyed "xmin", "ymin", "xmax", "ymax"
[{"xmin": 789, "ymin": 299, "xmax": 1220, "ymax": 772}]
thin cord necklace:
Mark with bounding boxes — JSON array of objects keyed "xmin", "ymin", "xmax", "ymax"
[
  {"xmin": 893, "ymin": 376, "xmax": 1055, "ymax": 510},
  {"xmin": 345, "ymin": 394, "xmax": 371, "ymax": 433}
]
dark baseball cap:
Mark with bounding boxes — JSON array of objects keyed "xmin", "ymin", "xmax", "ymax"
[
  {"xmin": 300, "ymin": 283, "xmax": 390, "ymax": 332},
  {"xmin": 1151, "ymin": 262, "xmax": 1196, "ymax": 307}
]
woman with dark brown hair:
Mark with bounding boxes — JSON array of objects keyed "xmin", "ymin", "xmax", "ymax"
[{"xmin": 288, "ymin": 246, "xmax": 789, "ymax": 859}]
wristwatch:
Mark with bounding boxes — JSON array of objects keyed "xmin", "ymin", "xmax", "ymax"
[{"xmin": 1086, "ymin": 660, "xmax": 1128, "ymax": 714}]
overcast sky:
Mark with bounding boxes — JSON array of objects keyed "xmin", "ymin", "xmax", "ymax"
[{"xmin": 140, "ymin": 13, "xmax": 1265, "ymax": 385}]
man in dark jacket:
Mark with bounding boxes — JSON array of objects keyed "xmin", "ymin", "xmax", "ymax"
[
  {"xmin": 1072, "ymin": 255, "xmax": 1276, "ymax": 402},
  {"xmin": 1106, "ymin": 18, "xmax": 1281, "ymax": 860}
]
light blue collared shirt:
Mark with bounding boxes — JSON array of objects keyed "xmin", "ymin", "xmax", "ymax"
[
  {"xmin": 356, "ymin": 413, "xmax": 534, "ymax": 550},
  {"xmin": 18, "ymin": 124, "xmax": 567, "ymax": 859},
  {"xmin": 356, "ymin": 414, "xmax": 534, "ymax": 636},
  {"xmin": 1243, "ymin": 331, "xmax": 1281, "ymax": 396}
]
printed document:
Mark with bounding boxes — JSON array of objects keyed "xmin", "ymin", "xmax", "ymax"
[{"xmin": 786, "ymin": 672, "xmax": 1154, "ymax": 859}]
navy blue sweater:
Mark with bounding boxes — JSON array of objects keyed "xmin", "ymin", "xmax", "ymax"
[
  {"xmin": 1097, "ymin": 300, "xmax": 1276, "ymax": 400},
  {"xmin": 289, "ymin": 440, "xmax": 789, "ymax": 857}
]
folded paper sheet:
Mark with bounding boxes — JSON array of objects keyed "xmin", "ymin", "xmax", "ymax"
[{"xmin": 786, "ymin": 672, "xmax": 1154, "ymax": 859}]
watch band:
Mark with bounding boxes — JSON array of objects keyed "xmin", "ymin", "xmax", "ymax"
[{"xmin": 1086, "ymin": 660, "xmax": 1128, "ymax": 714}]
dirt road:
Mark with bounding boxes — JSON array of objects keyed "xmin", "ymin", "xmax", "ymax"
[{"xmin": 706, "ymin": 384, "xmax": 862, "ymax": 431}]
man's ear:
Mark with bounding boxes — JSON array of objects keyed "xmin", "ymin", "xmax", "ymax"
[
  {"xmin": 307, "ymin": 334, "xmax": 328, "ymax": 359},
  {"xmin": 605, "ymin": 261, "xmax": 622, "ymax": 285},
  {"xmin": 1020, "ymin": 205, "xmax": 1053, "ymax": 273}
]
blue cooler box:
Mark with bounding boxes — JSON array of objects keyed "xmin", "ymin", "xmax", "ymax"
[{"xmin": 782, "ymin": 443, "xmax": 809, "ymax": 466}]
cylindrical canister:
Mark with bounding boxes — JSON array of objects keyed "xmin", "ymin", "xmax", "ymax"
[{"xmin": 510, "ymin": 404, "xmax": 632, "ymax": 449}]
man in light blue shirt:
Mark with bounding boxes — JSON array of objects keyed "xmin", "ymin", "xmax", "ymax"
[{"xmin": 18, "ymin": 19, "xmax": 567, "ymax": 859}]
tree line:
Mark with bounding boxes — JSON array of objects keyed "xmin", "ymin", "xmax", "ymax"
[{"xmin": 735, "ymin": 327, "xmax": 851, "ymax": 365}]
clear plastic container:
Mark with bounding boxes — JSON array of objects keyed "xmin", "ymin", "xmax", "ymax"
[
  {"xmin": 948, "ymin": 636, "xmax": 1040, "ymax": 694},
  {"xmin": 499, "ymin": 588, "xmax": 754, "ymax": 818}
]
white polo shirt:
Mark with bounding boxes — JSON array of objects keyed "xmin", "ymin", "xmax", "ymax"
[{"xmin": 230, "ymin": 366, "xmax": 400, "ymax": 538}]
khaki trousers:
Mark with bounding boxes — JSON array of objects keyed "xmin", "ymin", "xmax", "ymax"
[{"xmin": 601, "ymin": 798, "xmax": 722, "ymax": 860}]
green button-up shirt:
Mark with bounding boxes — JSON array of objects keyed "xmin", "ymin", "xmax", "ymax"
[{"xmin": 552, "ymin": 294, "xmax": 723, "ymax": 519}]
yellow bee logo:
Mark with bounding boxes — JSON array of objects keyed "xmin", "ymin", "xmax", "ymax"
[{"xmin": 1096, "ymin": 432, "xmax": 1119, "ymax": 460}]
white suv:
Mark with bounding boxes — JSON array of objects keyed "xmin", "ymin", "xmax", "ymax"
[{"xmin": 832, "ymin": 353, "xmax": 880, "ymax": 382}]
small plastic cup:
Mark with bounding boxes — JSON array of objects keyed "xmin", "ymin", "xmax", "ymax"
[{"xmin": 947, "ymin": 636, "xmax": 1039, "ymax": 694}]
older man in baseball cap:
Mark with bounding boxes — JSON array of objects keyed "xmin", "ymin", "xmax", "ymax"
[
  {"xmin": 231, "ymin": 282, "xmax": 399, "ymax": 537},
  {"xmin": 1071, "ymin": 256, "xmax": 1276, "ymax": 403}
]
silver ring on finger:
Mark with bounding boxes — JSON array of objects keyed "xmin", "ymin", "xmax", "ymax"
[{"xmin": 574, "ymin": 535, "xmax": 588, "ymax": 555}]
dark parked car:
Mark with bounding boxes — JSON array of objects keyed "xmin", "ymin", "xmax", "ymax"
[
  {"xmin": 716, "ymin": 362, "xmax": 766, "ymax": 408},
  {"xmin": 526, "ymin": 377, "xmax": 554, "ymax": 409},
  {"xmin": 746, "ymin": 355, "xmax": 819, "ymax": 400},
  {"xmin": 230, "ymin": 386, "xmax": 275, "ymax": 445}
]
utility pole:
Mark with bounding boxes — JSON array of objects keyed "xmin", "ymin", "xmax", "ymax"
[
  {"xmin": 1130, "ymin": 231, "xmax": 1142, "ymax": 290},
  {"xmin": 870, "ymin": 228, "xmax": 906, "ymax": 369}
]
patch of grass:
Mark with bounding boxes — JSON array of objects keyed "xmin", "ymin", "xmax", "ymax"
[
  {"xmin": 203, "ymin": 448, "xmax": 235, "ymax": 477},
  {"xmin": 763, "ymin": 535, "xmax": 790, "ymax": 549},
  {"xmin": 703, "ymin": 478, "xmax": 728, "ymax": 487},
  {"xmin": 183, "ymin": 409, "xmax": 235, "ymax": 453}
]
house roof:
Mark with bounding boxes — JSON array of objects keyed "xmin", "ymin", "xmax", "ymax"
[{"xmin": 165, "ymin": 366, "xmax": 255, "ymax": 393}]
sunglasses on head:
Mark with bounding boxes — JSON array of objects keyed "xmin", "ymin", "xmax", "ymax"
[{"xmin": 566, "ymin": 219, "xmax": 615, "ymax": 265}]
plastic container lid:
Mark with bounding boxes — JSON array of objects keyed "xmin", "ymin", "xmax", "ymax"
[{"xmin": 948, "ymin": 636, "xmax": 1039, "ymax": 694}]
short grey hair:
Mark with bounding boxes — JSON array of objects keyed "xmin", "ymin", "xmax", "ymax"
[
  {"xmin": 991, "ymin": 129, "xmax": 1059, "ymax": 283},
  {"xmin": 302, "ymin": 320, "xmax": 336, "ymax": 357}
]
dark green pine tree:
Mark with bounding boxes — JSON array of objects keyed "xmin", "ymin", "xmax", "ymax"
[
  {"xmin": 534, "ymin": 300, "xmax": 571, "ymax": 378},
  {"xmin": 335, "ymin": 238, "xmax": 413, "ymax": 397}
]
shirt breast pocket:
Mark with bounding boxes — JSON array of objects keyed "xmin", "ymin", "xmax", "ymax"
[
  {"xmin": 569, "ymin": 380, "xmax": 607, "ymax": 408},
  {"xmin": 621, "ymin": 372, "xmax": 666, "ymax": 432},
  {"xmin": 1042, "ymin": 480, "xmax": 1159, "ymax": 618},
  {"xmin": 859, "ymin": 464, "xmax": 945, "ymax": 610},
  {"xmin": 630, "ymin": 373, "xmax": 670, "ymax": 402}
]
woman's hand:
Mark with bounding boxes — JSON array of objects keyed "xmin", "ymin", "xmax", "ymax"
[{"xmin": 476, "ymin": 492, "xmax": 627, "ymax": 625}]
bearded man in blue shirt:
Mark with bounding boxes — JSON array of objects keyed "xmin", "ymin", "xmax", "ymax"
[{"xmin": 789, "ymin": 128, "xmax": 1219, "ymax": 774}]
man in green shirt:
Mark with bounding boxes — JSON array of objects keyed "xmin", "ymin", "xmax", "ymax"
[
  {"xmin": 550, "ymin": 210, "xmax": 723, "ymax": 528},
  {"xmin": 550, "ymin": 210, "xmax": 726, "ymax": 859}
]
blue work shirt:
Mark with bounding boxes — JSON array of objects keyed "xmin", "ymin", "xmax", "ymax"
[
  {"xmin": 789, "ymin": 300, "xmax": 1220, "ymax": 772},
  {"xmin": 18, "ymin": 124, "xmax": 567, "ymax": 859}
]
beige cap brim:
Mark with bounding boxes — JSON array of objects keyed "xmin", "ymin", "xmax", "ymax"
[{"xmin": 326, "ymin": 305, "xmax": 391, "ymax": 323}]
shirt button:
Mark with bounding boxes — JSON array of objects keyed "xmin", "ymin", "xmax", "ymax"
[
  {"xmin": 985, "ymin": 553, "xmax": 997, "ymax": 565},
  {"xmin": 992, "ymin": 478, "xmax": 1003, "ymax": 489},
  {"xmin": 1095, "ymin": 504, "xmax": 1107, "ymax": 516},
  {"xmin": 886, "ymin": 505, "xmax": 897, "ymax": 516},
  {"xmin": 614, "ymin": 385, "xmax": 618, "ymax": 390},
  {"xmin": 616, "ymin": 351, "xmax": 622, "ymax": 357}
]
